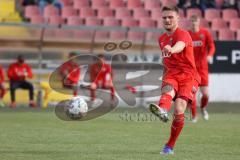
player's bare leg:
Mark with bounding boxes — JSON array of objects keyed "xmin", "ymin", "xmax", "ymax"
[
  {"xmin": 161, "ymin": 97, "xmax": 187, "ymax": 155},
  {"xmin": 200, "ymin": 86, "xmax": 209, "ymax": 120},
  {"xmin": 188, "ymin": 97, "xmax": 198, "ymax": 123},
  {"xmin": 149, "ymin": 86, "xmax": 175, "ymax": 122}
]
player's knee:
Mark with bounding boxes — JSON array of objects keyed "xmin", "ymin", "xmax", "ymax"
[
  {"xmin": 202, "ymin": 93, "xmax": 209, "ymax": 99},
  {"xmin": 174, "ymin": 98, "xmax": 187, "ymax": 114},
  {"xmin": 161, "ymin": 85, "xmax": 175, "ymax": 97},
  {"xmin": 200, "ymin": 87, "xmax": 209, "ymax": 96}
]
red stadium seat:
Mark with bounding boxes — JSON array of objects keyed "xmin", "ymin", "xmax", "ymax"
[
  {"xmin": 67, "ymin": 16, "xmax": 84, "ymax": 26},
  {"xmin": 237, "ymin": 30, "xmax": 240, "ymax": 40},
  {"xmin": 133, "ymin": 8, "xmax": 150, "ymax": 19},
  {"xmin": 79, "ymin": 7, "xmax": 96, "ymax": 18},
  {"xmin": 109, "ymin": 31, "xmax": 126, "ymax": 39},
  {"xmin": 97, "ymin": 8, "xmax": 114, "ymax": 18},
  {"xmin": 151, "ymin": 9, "xmax": 162, "ymax": 21},
  {"xmin": 205, "ymin": 9, "xmax": 221, "ymax": 22},
  {"xmin": 127, "ymin": 0, "xmax": 142, "ymax": 9},
  {"xmin": 121, "ymin": 19, "xmax": 138, "ymax": 27},
  {"xmin": 49, "ymin": 16, "xmax": 64, "ymax": 25},
  {"xmin": 222, "ymin": 9, "xmax": 239, "ymax": 22},
  {"xmin": 186, "ymin": 8, "xmax": 202, "ymax": 18},
  {"xmin": 146, "ymin": 32, "xmax": 161, "ymax": 41},
  {"xmin": 59, "ymin": 0, "xmax": 72, "ymax": 6},
  {"xmin": 211, "ymin": 18, "xmax": 228, "ymax": 31},
  {"xmin": 218, "ymin": 29, "xmax": 235, "ymax": 41},
  {"xmin": 157, "ymin": 19, "xmax": 163, "ymax": 28},
  {"xmin": 30, "ymin": 16, "xmax": 45, "ymax": 24},
  {"xmin": 85, "ymin": 17, "xmax": 102, "ymax": 26},
  {"xmin": 161, "ymin": 0, "xmax": 178, "ymax": 6},
  {"xmin": 103, "ymin": 18, "xmax": 120, "ymax": 26},
  {"xmin": 178, "ymin": 9, "xmax": 185, "ymax": 18},
  {"xmin": 92, "ymin": 0, "xmax": 107, "ymax": 9},
  {"xmin": 115, "ymin": 8, "xmax": 132, "ymax": 19},
  {"xmin": 128, "ymin": 31, "xmax": 145, "ymax": 41},
  {"xmin": 43, "ymin": 5, "xmax": 59, "ymax": 18},
  {"xmin": 215, "ymin": 0, "xmax": 224, "ymax": 8},
  {"xmin": 73, "ymin": 0, "xmax": 90, "ymax": 9},
  {"xmin": 144, "ymin": 0, "xmax": 161, "ymax": 10},
  {"xmin": 179, "ymin": 18, "xmax": 191, "ymax": 30},
  {"xmin": 109, "ymin": 0, "xmax": 125, "ymax": 8},
  {"xmin": 61, "ymin": 6, "xmax": 78, "ymax": 19},
  {"xmin": 200, "ymin": 19, "xmax": 210, "ymax": 28},
  {"xmin": 207, "ymin": 29, "xmax": 218, "ymax": 40},
  {"xmin": 229, "ymin": 18, "xmax": 240, "ymax": 32},
  {"xmin": 139, "ymin": 18, "xmax": 156, "ymax": 28},
  {"xmin": 25, "ymin": 5, "xmax": 40, "ymax": 19}
]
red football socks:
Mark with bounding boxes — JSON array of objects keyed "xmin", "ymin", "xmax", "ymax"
[
  {"xmin": 201, "ymin": 95, "xmax": 209, "ymax": 109},
  {"xmin": 166, "ymin": 113, "xmax": 185, "ymax": 149},
  {"xmin": 159, "ymin": 94, "xmax": 172, "ymax": 112},
  {"xmin": 191, "ymin": 99, "xmax": 197, "ymax": 118}
]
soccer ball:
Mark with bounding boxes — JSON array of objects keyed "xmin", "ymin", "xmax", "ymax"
[{"xmin": 67, "ymin": 97, "xmax": 88, "ymax": 117}]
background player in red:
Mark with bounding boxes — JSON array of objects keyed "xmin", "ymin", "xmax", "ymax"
[
  {"xmin": 148, "ymin": 6, "xmax": 198, "ymax": 155},
  {"xmin": 7, "ymin": 55, "xmax": 35, "ymax": 108},
  {"xmin": 0, "ymin": 65, "xmax": 6, "ymax": 107},
  {"xmin": 90, "ymin": 54, "xmax": 114, "ymax": 102},
  {"xmin": 60, "ymin": 52, "xmax": 80, "ymax": 96},
  {"xmin": 188, "ymin": 15, "xmax": 216, "ymax": 122}
]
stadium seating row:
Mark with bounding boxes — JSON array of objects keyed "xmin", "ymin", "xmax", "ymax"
[
  {"xmin": 42, "ymin": 28, "xmax": 240, "ymax": 41},
  {"xmin": 23, "ymin": 0, "xmax": 240, "ymax": 41}
]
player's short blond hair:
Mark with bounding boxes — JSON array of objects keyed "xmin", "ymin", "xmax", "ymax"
[
  {"xmin": 162, "ymin": 6, "xmax": 179, "ymax": 14},
  {"xmin": 190, "ymin": 15, "xmax": 201, "ymax": 21}
]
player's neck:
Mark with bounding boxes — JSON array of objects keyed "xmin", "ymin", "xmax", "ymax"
[
  {"xmin": 192, "ymin": 27, "xmax": 200, "ymax": 33},
  {"xmin": 166, "ymin": 26, "xmax": 178, "ymax": 35}
]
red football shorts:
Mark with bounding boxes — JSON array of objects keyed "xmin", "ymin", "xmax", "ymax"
[
  {"xmin": 162, "ymin": 72, "xmax": 197, "ymax": 102},
  {"xmin": 196, "ymin": 67, "xmax": 208, "ymax": 86}
]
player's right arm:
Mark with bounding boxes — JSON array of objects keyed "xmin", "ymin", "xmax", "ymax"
[
  {"xmin": 161, "ymin": 30, "xmax": 191, "ymax": 57},
  {"xmin": 163, "ymin": 41, "xmax": 186, "ymax": 55}
]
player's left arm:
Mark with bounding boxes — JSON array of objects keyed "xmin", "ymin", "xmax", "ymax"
[
  {"xmin": 206, "ymin": 30, "xmax": 216, "ymax": 57},
  {"xmin": 26, "ymin": 64, "xmax": 33, "ymax": 79}
]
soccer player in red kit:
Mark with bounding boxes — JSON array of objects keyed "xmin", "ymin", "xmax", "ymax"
[
  {"xmin": 60, "ymin": 52, "xmax": 80, "ymax": 96},
  {"xmin": 148, "ymin": 6, "xmax": 198, "ymax": 154},
  {"xmin": 0, "ymin": 65, "xmax": 6, "ymax": 107},
  {"xmin": 7, "ymin": 55, "xmax": 35, "ymax": 108},
  {"xmin": 188, "ymin": 15, "xmax": 216, "ymax": 122},
  {"xmin": 90, "ymin": 54, "xmax": 114, "ymax": 102}
]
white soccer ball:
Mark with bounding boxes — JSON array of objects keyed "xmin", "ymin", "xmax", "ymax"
[{"xmin": 68, "ymin": 97, "xmax": 88, "ymax": 115}]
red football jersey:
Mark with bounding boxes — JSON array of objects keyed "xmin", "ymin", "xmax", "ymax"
[
  {"xmin": 158, "ymin": 28, "xmax": 197, "ymax": 75},
  {"xmin": 90, "ymin": 62, "xmax": 112, "ymax": 84},
  {"xmin": 188, "ymin": 28, "xmax": 215, "ymax": 70},
  {"xmin": 60, "ymin": 61, "xmax": 80, "ymax": 84},
  {"xmin": 0, "ymin": 66, "xmax": 4, "ymax": 83},
  {"xmin": 7, "ymin": 62, "xmax": 33, "ymax": 81}
]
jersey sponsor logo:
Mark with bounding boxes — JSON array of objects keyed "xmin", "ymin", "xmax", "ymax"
[{"xmin": 192, "ymin": 40, "xmax": 203, "ymax": 47}]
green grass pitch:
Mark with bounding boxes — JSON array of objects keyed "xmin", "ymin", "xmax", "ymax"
[{"xmin": 0, "ymin": 103, "xmax": 240, "ymax": 160}]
